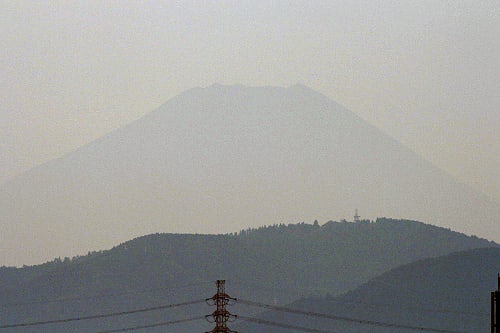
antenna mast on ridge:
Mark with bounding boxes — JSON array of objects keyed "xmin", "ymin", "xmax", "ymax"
[{"xmin": 354, "ymin": 209, "xmax": 360, "ymax": 223}]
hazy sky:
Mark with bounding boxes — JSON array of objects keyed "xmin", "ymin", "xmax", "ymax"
[{"xmin": 1, "ymin": 0, "xmax": 498, "ymax": 201}]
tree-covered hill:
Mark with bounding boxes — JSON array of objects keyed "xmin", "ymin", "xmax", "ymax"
[
  {"xmin": 0, "ymin": 218, "xmax": 496, "ymax": 332},
  {"xmin": 236, "ymin": 247, "xmax": 500, "ymax": 332}
]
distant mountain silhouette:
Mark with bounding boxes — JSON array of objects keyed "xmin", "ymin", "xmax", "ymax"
[
  {"xmin": 1, "ymin": 84, "xmax": 499, "ymax": 265},
  {"xmin": 0, "ymin": 219, "xmax": 496, "ymax": 332},
  {"xmin": 236, "ymin": 247, "xmax": 500, "ymax": 332}
]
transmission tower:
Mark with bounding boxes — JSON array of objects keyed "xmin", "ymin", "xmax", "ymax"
[
  {"xmin": 492, "ymin": 273, "xmax": 500, "ymax": 333},
  {"xmin": 354, "ymin": 208, "xmax": 360, "ymax": 223},
  {"xmin": 206, "ymin": 280, "xmax": 238, "ymax": 333}
]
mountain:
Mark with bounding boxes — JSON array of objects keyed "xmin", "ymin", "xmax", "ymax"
[
  {"xmin": 236, "ymin": 247, "xmax": 500, "ymax": 332},
  {"xmin": 1, "ymin": 84, "xmax": 499, "ymax": 265},
  {"xmin": 0, "ymin": 219, "xmax": 496, "ymax": 332}
]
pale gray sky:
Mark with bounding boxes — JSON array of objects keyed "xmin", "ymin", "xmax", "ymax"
[{"xmin": 1, "ymin": 0, "xmax": 499, "ymax": 201}]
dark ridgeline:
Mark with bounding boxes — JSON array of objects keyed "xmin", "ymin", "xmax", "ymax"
[
  {"xmin": 236, "ymin": 247, "xmax": 500, "ymax": 333},
  {"xmin": 0, "ymin": 219, "xmax": 497, "ymax": 332}
]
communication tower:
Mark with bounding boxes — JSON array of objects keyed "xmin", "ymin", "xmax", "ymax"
[{"xmin": 354, "ymin": 209, "xmax": 360, "ymax": 223}]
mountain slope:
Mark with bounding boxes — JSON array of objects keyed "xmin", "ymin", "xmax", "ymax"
[
  {"xmin": 0, "ymin": 220, "xmax": 496, "ymax": 332},
  {"xmin": 236, "ymin": 247, "xmax": 500, "ymax": 333},
  {"xmin": 1, "ymin": 84, "xmax": 499, "ymax": 265}
]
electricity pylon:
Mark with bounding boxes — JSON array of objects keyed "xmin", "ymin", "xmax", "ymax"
[
  {"xmin": 206, "ymin": 280, "xmax": 238, "ymax": 333},
  {"xmin": 492, "ymin": 273, "xmax": 500, "ymax": 333}
]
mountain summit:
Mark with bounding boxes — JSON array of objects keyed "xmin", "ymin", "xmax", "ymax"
[{"xmin": 1, "ymin": 84, "xmax": 498, "ymax": 265}]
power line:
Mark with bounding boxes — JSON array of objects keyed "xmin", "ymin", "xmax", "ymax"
[
  {"xmin": 239, "ymin": 299, "xmax": 467, "ymax": 333},
  {"xmin": 95, "ymin": 316, "xmax": 205, "ymax": 333},
  {"xmin": 321, "ymin": 298, "xmax": 485, "ymax": 318},
  {"xmin": 231, "ymin": 281, "xmax": 488, "ymax": 318},
  {"xmin": 239, "ymin": 315, "xmax": 339, "ymax": 333},
  {"xmin": 0, "ymin": 299, "xmax": 204, "ymax": 329},
  {"xmin": 0, "ymin": 281, "xmax": 210, "ymax": 309}
]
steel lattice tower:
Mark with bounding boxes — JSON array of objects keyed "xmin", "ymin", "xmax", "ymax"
[
  {"xmin": 492, "ymin": 273, "xmax": 500, "ymax": 333},
  {"xmin": 206, "ymin": 280, "xmax": 238, "ymax": 333}
]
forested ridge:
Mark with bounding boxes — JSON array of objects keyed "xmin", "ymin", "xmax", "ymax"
[
  {"xmin": 237, "ymin": 247, "xmax": 500, "ymax": 332},
  {"xmin": 0, "ymin": 218, "xmax": 496, "ymax": 332}
]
